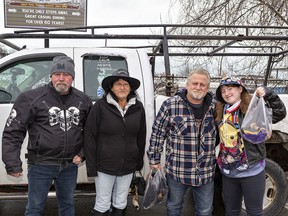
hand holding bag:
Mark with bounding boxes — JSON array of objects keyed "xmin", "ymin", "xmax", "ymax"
[
  {"xmin": 143, "ymin": 168, "xmax": 168, "ymax": 209},
  {"xmin": 241, "ymin": 92, "xmax": 272, "ymax": 144}
]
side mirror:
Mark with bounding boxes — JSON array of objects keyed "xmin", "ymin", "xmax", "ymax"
[{"xmin": 0, "ymin": 89, "xmax": 12, "ymax": 102}]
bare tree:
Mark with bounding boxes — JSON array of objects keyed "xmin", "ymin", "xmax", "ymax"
[{"xmin": 167, "ymin": 0, "xmax": 288, "ymax": 80}]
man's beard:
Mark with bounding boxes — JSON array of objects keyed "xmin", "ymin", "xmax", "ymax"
[
  {"xmin": 191, "ymin": 90, "xmax": 205, "ymax": 100},
  {"xmin": 55, "ymin": 82, "xmax": 69, "ymax": 93}
]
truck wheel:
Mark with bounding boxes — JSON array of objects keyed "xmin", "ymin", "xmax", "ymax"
[
  {"xmin": 263, "ymin": 159, "xmax": 288, "ymax": 215},
  {"xmin": 242, "ymin": 158, "xmax": 288, "ymax": 215}
]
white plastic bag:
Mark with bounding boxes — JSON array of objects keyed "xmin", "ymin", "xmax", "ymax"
[
  {"xmin": 241, "ymin": 92, "xmax": 272, "ymax": 144},
  {"xmin": 142, "ymin": 169, "xmax": 167, "ymax": 209}
]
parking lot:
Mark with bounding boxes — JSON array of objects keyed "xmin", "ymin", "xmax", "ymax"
[
  {"xmin": 0, "ymin": 192, "xmax": 222, "ymax": 216},
  {"xmin": 1, "ymin": 188, "xmax": 287, "ymax": 216}
]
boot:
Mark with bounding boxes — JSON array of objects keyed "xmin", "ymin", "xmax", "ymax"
[
  {"xmin": 91, "ymin": 209, "xmax": 110, "ymax": 216},
  {"xmin": 111, "ymin": 206, "xmax": 127, "ymax": 216}
]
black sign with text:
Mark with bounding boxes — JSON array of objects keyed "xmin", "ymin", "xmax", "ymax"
[{"xmin": 4, "ymin": 0, "xmax": 87, "ymax": 29}]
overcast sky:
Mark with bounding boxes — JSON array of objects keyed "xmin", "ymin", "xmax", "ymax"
[
  {"xmin": 86, "ymin": 0, "xmax": 176, "ymax": 25},
  {"xmin": 0, "ymin": 0, "xmax": 178, "ymax": 48}
]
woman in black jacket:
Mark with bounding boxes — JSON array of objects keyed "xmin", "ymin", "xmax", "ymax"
[
  {"xmin": 214, "ymin": 77, "xmax": 286, "ymax": 216},
  {"xmin": 84, "ymin": 69, "xmax": 146, "ymax": 216}
]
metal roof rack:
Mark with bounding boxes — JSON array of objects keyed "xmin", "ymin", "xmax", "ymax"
[{"xmin": 1, "ymin": 24, "xmax": 288, "ymax": 91}]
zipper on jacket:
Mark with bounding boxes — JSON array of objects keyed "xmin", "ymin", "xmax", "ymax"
[{"xmin": 63, "ymin": 106, "xmax": 68, "ymax": 162}]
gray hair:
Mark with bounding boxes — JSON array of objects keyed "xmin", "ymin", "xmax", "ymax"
[{"xmin": 186, "ymin": 68, "xmax": 211, "ymax": 88}]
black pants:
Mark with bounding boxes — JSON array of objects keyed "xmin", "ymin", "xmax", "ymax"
[{"xmin": 222, "ymin": 170, "xmax": 265, "ymax": 216}]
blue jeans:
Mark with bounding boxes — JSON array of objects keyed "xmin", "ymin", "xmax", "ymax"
[
  {"xmin": 25, "ymin": 163, "xmax": 78, "ymax": 216},
  {"xmin": 166, "ymin": 174, "xmax": 214, "ymax": 216}
]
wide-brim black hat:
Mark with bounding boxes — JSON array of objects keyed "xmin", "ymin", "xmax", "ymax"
[{"xmin": 102, "ymin": 69, "xmax": 140, "ymax": 92}]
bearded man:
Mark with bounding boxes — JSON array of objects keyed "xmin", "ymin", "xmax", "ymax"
[
  {"xmin": 147, "ymin": 68, "xmax": 217, "ymax": 216},
  {"xmin": 2, "ymin": 56, "xmax": 92, "ymax": 216}
]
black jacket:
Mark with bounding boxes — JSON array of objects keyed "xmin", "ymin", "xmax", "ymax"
[
  {"xmin": 84, "ymin": 96, "xmax": 146, "ymax": 177},
  {"xmin": 2, "ymin": 82, "xmax": 92, "ymax": 174}
]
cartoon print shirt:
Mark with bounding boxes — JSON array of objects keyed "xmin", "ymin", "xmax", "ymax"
[{"xmin": 217, "ymin": 101, "xmax": 249, "ymax": 175}]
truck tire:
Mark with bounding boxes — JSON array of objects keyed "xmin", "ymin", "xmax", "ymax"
[
  {"xmin": 263, "ymin": 159, "xmax": 288, "ymax": 215},
  {"xmin": 242, "ymin": 158, "xmax": 288, "ymax": 215}
]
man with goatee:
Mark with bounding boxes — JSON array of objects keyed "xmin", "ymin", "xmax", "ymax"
[
  {"xmin": 2, "ymin": 56, "xmax": 92, "ymax": 216},
  {"xmin": 147, "ymin": 68, "xmax": 217, "ymax": 216}
]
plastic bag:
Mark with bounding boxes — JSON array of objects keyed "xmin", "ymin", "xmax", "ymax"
[
  {"xmin": 143, "ymin": 169, "xmax": 168, "ymax": 209},
  {"xmin": 241, "ymin": 92, "xmax": 272, "ymax": 144}
]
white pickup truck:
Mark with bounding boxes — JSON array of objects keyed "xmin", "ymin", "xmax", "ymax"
[
  {"xmin": 0, "ymin": 47, "xmax": 155, "ymax": 187},
  {"xmin": 0, "ymin": 24, "xmax": 288, "ymax": 216}
]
